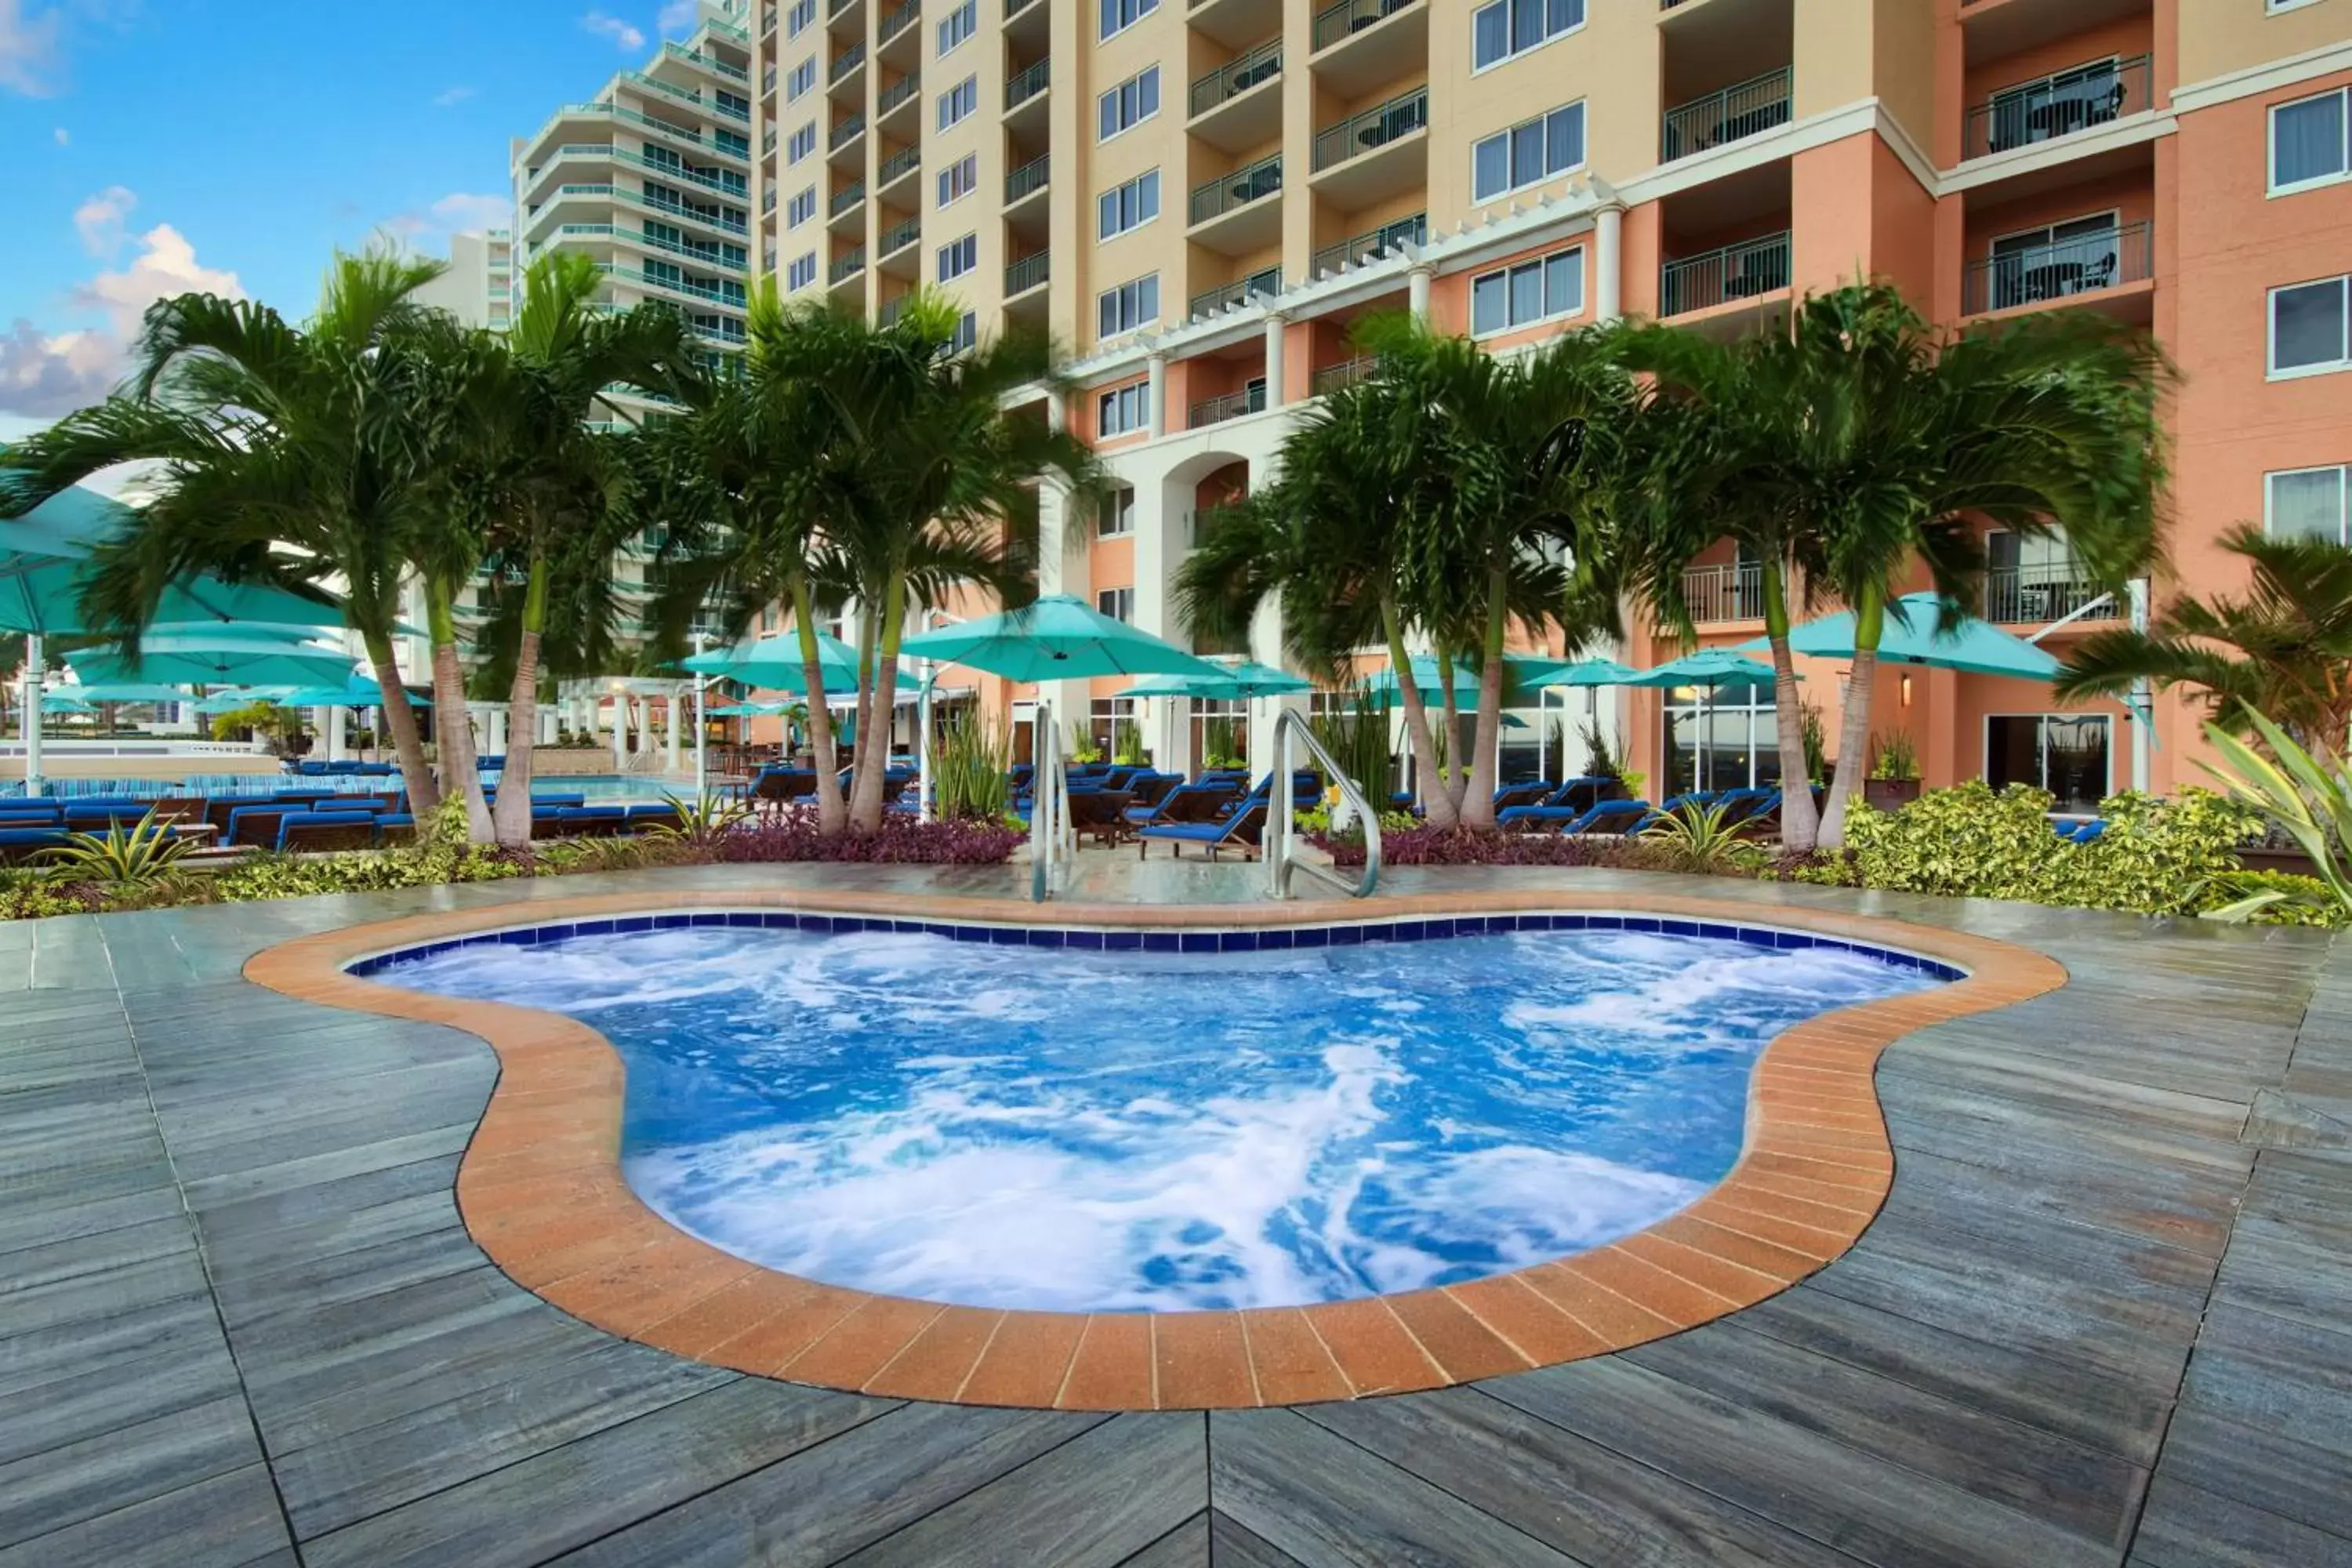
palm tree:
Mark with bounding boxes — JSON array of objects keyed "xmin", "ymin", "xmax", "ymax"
[
  {"xmin": 2056, "ymin": 525, "xmax": 2352, "ymax": 758},
  {"xmin": 0, "ymin": 249, "xmax": 454, "ymax": 815}
]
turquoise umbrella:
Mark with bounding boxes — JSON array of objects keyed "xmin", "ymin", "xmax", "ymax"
[
  {"xmin": 40, "ymin": 692, "xmax": 93, "ymax": 713},
  {"xmin": 707, "ymin": 700, "xmax": 791, "ymax": 717},
  {"xmin": 897, "ymin": 595, "xmax": 1226, "ymax": 682},
  {"xmin": 1624, "ymin": 649, "xmax": 1781, "ymax": 689},
  {"xmin": 1111, "ymin": 659, "xmax": 1309, "ymax": 701},
  {"xmin": 191, "ymin": 690, "xmax": 278, "ymax": 715},
  {"xmin": 680, "ymin": 630, "xmax": 864, "ymax": 693},
  {"xmin": 264, "ymin": 676, "xmax": 430, "ymax": 710},
  {"xmin": 67, "ymin": 632, "xmax": 364, "ymax": 690},
  {"xmin": 1363, "ymin": 654, "xmax": 1562, "ymax": 711},
  {"xmin": 1732, "ymin": 592, "xmax": 2060, "ymax": 681},
  {"xmin": 57, "ymin": 682, "xmax": 196, "ymax": 704},
  {"xmin": 1529, "ymin": 657, "xmax": 1640, "ymax": 688}
]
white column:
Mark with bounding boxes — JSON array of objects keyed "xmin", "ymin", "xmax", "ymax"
[
  {"xmin": 1408, "ymin": 263, "xmax": 1433, "ymax": 324},
  {"xmin": 635, "ymin": 696, "xmax": 655, "ymax": 756},
  {"xmin": 326, "ymin": 706, "xmax": 348, "ymax": 762},
  {"xmin": 2129, "ymin": 578, "xmax": 2152, "ymax": 793},
  {"xmin": 1595, "ymin": 205, "xmax": 1624, "ymax": 323},
  {"xmin": 665, "ymin": 691, "xmax": 683, "ymax": 772},
  {"xmin": 1046, "ymin": 388, "xmax": 1067, "ymax": 434},
  {"xmin": 539, "ymin": 706, "xmax": 559, "ymax": 746},
  {"xmin": 1146, "ymin": 350, "xmax": 1168, "ymax": 439},
  {"xmin": 611, "ymin": 695, "xmax": 628, "ymax": 769},
  {"xmin": 311, "ymin": 707, "xmax": 332, "ymax": 760},
  {"xmin": 1261, "ymin": 311, "xmax": 1287, "ymax": 408},
  {"xmin": 488, "ymin": 707, "xmax": 508, "ymax": 755}
]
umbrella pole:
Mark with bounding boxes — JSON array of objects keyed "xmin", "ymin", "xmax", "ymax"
[
  {"xmin": 23, "ymin": 633, "xmax": 42, "ymax": 798},
  {"xmin": 692, "ymin": 634, "xmax": 709, "ymax": 804}
]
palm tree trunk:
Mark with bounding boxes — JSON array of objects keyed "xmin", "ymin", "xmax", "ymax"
[
  {"xmin": 1434, "ymin": 649, "xmax": 1467, "ymax": 817},
  {"xmin": 848, "ymin": 600, "xmax": 880, "ymax": 820},
  {"xmin": 789, "ymin": 575, "xmax": 847, "ymax": 834},
  {"xmin": 1818, "ymin": 583, "xmax": 1884, "ymax": 851},
  {"xmin": 425, "ymin": 579, "xmax": 494, "ymax": 844},
  {"xmin": 362, "ymin": 631, "xmax": 437, "ymax": 815},
  {"xmin": 489, "ymin": 557, "xmax": 546, "ymax": 849},
  {"xmin": 850, "ymin": 573, "xmax": 906, "ymax": 831},
  {"xmin": 1761, "ymin": 561, "xmax": 1821, "ymax": 854},
  {"xmin": 1460, "ymin": 569, "xmax": 1510, "ymax": 831},
  {"xmin": 1384, "ymin": 600, "xmax": 1457, "ymax": 831}
]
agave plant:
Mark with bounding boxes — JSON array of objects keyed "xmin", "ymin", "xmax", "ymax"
[
  {"xmin": 40, "ymin": 811, "xmax": 197, "ymax": 897},
  {"xmin": 1640, "ymin": 800, "xmax": 1765, "ymax": 876},
  {"xmin": 2198, "ymin": 706, "xmax": 2352, "ymax": 924},
  {"xmin": 649, "ymin": 792, "xmax": 753, "ymax": 848}
]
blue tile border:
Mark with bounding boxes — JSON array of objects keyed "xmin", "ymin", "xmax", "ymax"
[{"xmin": 346, "ymin": 906, "xmax": 1967, "ymax": 985}]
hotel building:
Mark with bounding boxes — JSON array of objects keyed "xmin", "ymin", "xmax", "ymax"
[{"xmin": 744, "ymin": 0, "xmax": 2352, "ymax": 806}]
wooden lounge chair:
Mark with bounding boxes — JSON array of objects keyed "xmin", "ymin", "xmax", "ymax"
[{"xmin": 1138, "ymin": 797, "xmax": 1270, "ymax": 860}]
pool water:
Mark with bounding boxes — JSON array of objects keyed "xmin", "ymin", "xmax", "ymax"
[{"xmin": 380, "ymin": 924, "xmax": 1933, "ymax": 1312}]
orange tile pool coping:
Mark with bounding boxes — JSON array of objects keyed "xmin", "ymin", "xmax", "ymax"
[{"xmin": 243, "ymin": 888, "xmax": 2066, "ymax": 1410}]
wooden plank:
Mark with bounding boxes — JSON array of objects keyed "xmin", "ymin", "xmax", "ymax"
[
  {"xmin": 0, "ymin": 1396, "xmax": 264, "ymax": 1551},
  {"xmin": 2152, "ymin": 1406, "xmax": 2352, "ymax": 1544},
  {"xmin": 1210, "ymin": 1408, "xmax": 1581, "ymax": 1568},
  {"xmin": 541, "ymin": 1402, "xmax": 1105, "ymax": 1568},
  {"xmin": 1117, "ymin": 1512, "xmax": 1209, "ymax": 1568},
  {"xmin": 1207, "ymin": 1513, "xmax": 1309, "ymax": 1568},
  {"xmin": 836, "ymin": 1412, "xmax": 1206, "ymax": 1568},
  {"xmin": 0, "ymin": 1328, "xmax": 244, "ymax": 1468},
  {"xmin": 1303, "ymin": 1383, "xmax": 1864, "ymax": 1567},
  {"xmin": 0, "ymin": 1463, "xmax": 293, "ymax": 1568},
  {"xmin": 2209, "ymin": 1223, "xmax": 2352, "ymax": 1339},
  {"xmin": 2127, "ymin": 1473, "xmax": 2352, "ymax": 1568},
  {"xmin": 2174, "ymin": 1302, "xmax": 2352, "ymax": 1463}
]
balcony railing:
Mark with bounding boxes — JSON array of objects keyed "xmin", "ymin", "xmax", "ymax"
[
  {"xmin": 1661, "ymin": 67, "xmax": 1792, "ymax": 162},
  {"xmin": 1682, "ymin": 562, "xmax": 1764, "ymax": 623},
  {"xmin": 1006, "ymin": 152, "xmax": 1049, "ymax": 203},
  {"xmin": 1313, "ymin": 0, "xmax": 1420, "ymax": 53},
  {"xmin": 1006, "ymin": 249, "xmax": 1050, "ymax": 296},
  {"xmin": 877, "ymin": 216, "xmax": 919, "ymax": 256},
  {"xmin": 877, "ymin": 72, "xmax": 919, "ymax": 116},
  {"xmin": 1965, "ymin": 55, "xmax": 2153, "ymax": 161},
  {"xmin": 829, "ymin": 181, "xmax": 866, "ymax": 216},
  {"xmin": 1007, "ymin": 0, "xmax": 1040, "ymax": 15},
  {"xmin": 1006, "ymin": 58, "xmax": 1050, "ymax": 109},
  {"xmin": 1308, "ymin": 212, "xmax": 1424, "ymax": 278},
  {"xmin": 879, "ymin": 144, "xmax": 920, "ymax": 185},
  {"xmin": 830, "ymin": 42, "xmax": 866, "ymax": 82},
  {"xmin": 1190, "ymin": 38, "xmax": 1282, "ymax": 118},
  {"xmin": 1984, "ymin": 567, "xmax": 2122, "ymax": 626},
  {"xmin": 1190, "ymin": 384, "xmax": 1268, "ymax": 429},
  {"xmin": 829, "ymin": 114, "xmax": 867, "ymax": 150},
  {"xmin": 1311, "ymin": 354, "xmax": 1380, "ymax": 397},
  {"xmin": 1190, "ymin": 153, "xmax": 1283, "ymax": 225},
  {"xmin": 878, "ymin": 0, "xmax": 919, "ymax": 42},
  {"xmin": 1661, "ymin": 230, "xmax": 1791, "ymax": 316},
  {"xmin": 1312, "ymin": 86, "xmax": 1428, "ymax": 172},
  {"xmin": 829, "ymin": 247, "xmax": 866, "ymax": 284},
  {"xmin": 1189, "ymin": 266, "xmax": 1283, "ymax": 319},
  {"xmin": 666, "ymin": 42, "xmax": 749, "ymax": 82},
  {"xmin": 1963, "ymin": 220, "xmax": 2151, "ymax": 314}
]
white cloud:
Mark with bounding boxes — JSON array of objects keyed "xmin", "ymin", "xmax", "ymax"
[
  {"xmin": 658, "ymin": 0, "xmax": 698, "ymax": 34},
  {"xmin": 580, "ymin": 9, "xmax": 644, "ymax": 50},
  {"xmin": 0, "ymin": 0, "xmax": 62, "ymax": 96},
  {"xmin": 52, "ymin": 125, "xmax": 65, "ymax": 144},
  {"xmin": 0, "ymin": 200, "xmax": 243, "ymax": 419},
  {"xmin": 430, "ymin": 83, "xmax": 474, "ymax": 107},
  {"xmin": 426, "ymin": 192, "xmax": 510, "ymax": 233}
]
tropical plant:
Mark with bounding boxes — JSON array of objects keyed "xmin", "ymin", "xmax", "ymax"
[
  {"xmin": 209, "ymin": 702, "xmax": 308, "ymax": 754},
  {"xmin": 1617, "ymin": 284, "xmax": 2171, "ymax": 851},
  {"xmin": 2197, "ymin": 707, "xmax": 2352, "ymax": 924},
  {"xmin": 39, "ymin": 810, "xmax": 196, "ymax": 896},
  {"xmin": 1577, "ymin": 717, "xmax": 1622, "ymax": 782},
  {"xmin": 1308, "ymin": 687, "xmax": 1396, "ymax": 802},
  {"xmin": 648, "ymin": 792, "xmax": 753, "ymax": 849},
  {"xmin": 0, "ymin": 248, "xmax": 457, "ymax": 818},
  {"xmin": 2056, "ymin": 527, "xmax": 2352, "ymax": 760},
  {"xmin": 1798, "ymin": 699, "xmax": 1828, "ymax": 785},
  {"xmin": 1112, "ymin": 717, "xmax": 1146, "ymax": 766},
  {"xmin": 1201, "ymin": 713, "xmax": 1243, "ymax": 770},
  {"xmin": 1642, "ymin": 800, "xmax": 1766, "ymax": 874},
  {"xmin": 1867, "ymin": 730, "xmax": 1921, "ymax": 782},
  {"xmin": 930, "ymin": 710, "xmax": 1012, "ymax": 821},
  {"xmin": 1066, "ymin": 720, "xmax": 1104, "ymax": 764}
]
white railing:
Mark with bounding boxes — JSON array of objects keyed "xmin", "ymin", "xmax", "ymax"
[
  {"xmin": 1029, "ymin": 695, "xmax": 1074, "ymax": 901},
  {"xmin": 1265, "ymin": 710, "xmax": 1381, "ymax": 900}
]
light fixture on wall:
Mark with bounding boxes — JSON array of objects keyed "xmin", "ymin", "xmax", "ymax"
[{"xmin": 1900, "ymin": 673, "xmax": 1914, "ymax": 709}]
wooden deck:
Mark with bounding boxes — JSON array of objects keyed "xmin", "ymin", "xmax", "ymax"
[{"xmin": 2, "ymin": 862, "xmax": 2347, "ymax": 1567}]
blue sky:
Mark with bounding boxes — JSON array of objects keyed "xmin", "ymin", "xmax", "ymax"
[{"xmin": 0, "ymin": 0, "xmax": 704, "ymax": 437}]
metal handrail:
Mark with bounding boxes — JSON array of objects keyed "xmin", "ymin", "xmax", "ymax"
[
  {"xmin": 1191, "ymin": 38, "xmax": 1282, "ymax": 118},
  {"xmin": 1029, "ymin": 695, "xmax": 1073, "ymax": 901},
  {"xmin": 1308, "ymin": 212, "xmax": 1424, "ymax": 278},
  {"xmin": 1266, "ymin": 710, "xmax": 1381, "ymax": 900},
  {"xmin": 1312, "ymin": 85, "xmax": 1427, "ymax": 172},
  {"xmin": 1005, "ymin": 153, "xmax": 1049, "ymax": 203}
]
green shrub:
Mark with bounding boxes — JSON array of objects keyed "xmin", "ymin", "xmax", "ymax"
[{"xmin": 1643, "ymin": 800, "xmax": 1766, "ymax": 875}]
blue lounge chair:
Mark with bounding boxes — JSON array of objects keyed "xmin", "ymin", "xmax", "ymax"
[
  {"xmin": 1497, "ymin": 775, "xmax": 1624, "ymax": 831},
  {"xmin": 1138, "ymin": 797, "xmax": 1269, "ymax": 859},
  {"xmin": 275, "ymin": 812, "xmax": 381, "ymax": 853},
  {"xmin": 1123, "ymin": 780, "xmax": 1234, "ymax": 829},
  {"xmin": 2064, "ymin": 819, "xmax": 2107, "ymax": 844},
  {"xmin": 554, "ymin": 804, "xmax": 629, "ymax": 837},
  {"xmin": 0, "ymin": 826, "xmax": 68, "ymax": 865},
  {"xmin": 1556, "ymin": 798, "xmax": 1653, "ymax": 836}
]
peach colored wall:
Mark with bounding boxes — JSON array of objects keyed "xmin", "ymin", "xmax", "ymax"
[
  {"xmin": 1867, "ymin": 137, "xmax": 1940, "ymax": 303},
  {"xmin": 1961, "ymin": 14, "xmax": 2156, "ymax": 112},
  {"xmin": 1962, "ymin": 167, "xmax": 2157, "ymax": 256},
  {"xmin": 1791, "ymin": 135, "xmax": 1878, "ymax": 295}
]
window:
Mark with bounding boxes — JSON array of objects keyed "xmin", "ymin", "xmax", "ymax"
[
  {"xmin": 1470, "ymin": 245, "xmax": 1584, "ymax": 336},
  {"xmin": 1987, "ymin": 715, "xmax": 2111, "ymax": 816},
  {"xmin": 1098, "ymin": 66, "xmax": 1160, "ymax": 141},
  {"xmin": 786, "ymin": 58, "xmax": 815, "ymax": 100},
  {"xmin": 1662, "ymin": 677, "xmax": 1782, "ymax": 796},
  {"xmin": 1098, "ymin": 380, "xmax": 1149, "ymax": 437},
  {"xmin": 717, "ymin": 90, "xmax": 750, "ymax": 121},
  {"xmin": 1097, "ymin": 170, "xmax": 1161, "ymax": 238},
  {"xmin": 716, "ymin": 129, "xmax": 750, "ymax": 158},
  {"xmin": 786, "ymin": 0, "xmax": 814, "ymax": 34},
  {"xmin": 946, "ymin": 311, "xmax": 977, "ymax": 357},
  {"xmin": 786, "ymin": 187, "xmax": 816, "ymax": 227},
  {"xmin": 2273, "ymin": 86, "xmax": 2350, "ymax": 191},
  {"xmin": 938, "ymin": 233, "xmax": 978, "ymax": 281},
  {"xmin": 1097, "ymin": 273, "xmax": 1159, "ymax": 336},
  {"xmin": 938, "ymin": 75, "xmax": 978, "ymax": 130},
  {"xmin": 786, "ymin": 123, "xmax": 815, "ymax": 162},
  {"xmin": 938, "ymin": 0, "xmax": 976, "ymax": 55},
  {"xmin": 1096, "ymin": 586, "xmax": 1135, "ymax": 623},
  {"xmin": 2271, "ymin": 274, "xmax": 2350, "ymax": 376},
  {"xmin": 1473, "ymin": 0, "xmax": 1584, "ymax": 72},
  {"xmin": 2267, "ymin": 465, "xmax": 2352, "ymax": 544},
  {"xmin": 1088, "ymin": 697, "xmax": 1140, "ymax": 760},
  {"xmin": 1472, "ymin": 101, "xmax": 1584, "ymax": 201},
  {"xmin": 786, "ymin": 252, "xmax": 817, "ymax": 289},
  {"xmin": 1100, "ymin": 0, "xmax": 1157, "ymax": 41},
  {"xmin": 937, "ymin": 153, "xmax": 978, "ymax": 205},
  {"xmin": 1098, "ymin": 485, "xmax": 1135, "ymax": 538}
]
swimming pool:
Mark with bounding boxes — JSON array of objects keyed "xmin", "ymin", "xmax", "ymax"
[{"xmin": 379, "ymin": 914, "xmax": 1943, "ymax": 1314}]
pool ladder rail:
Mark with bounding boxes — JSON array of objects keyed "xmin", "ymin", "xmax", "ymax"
[{"xmin": 1265, "ymin": 710, "xmax": 1381, "ymax": 901}]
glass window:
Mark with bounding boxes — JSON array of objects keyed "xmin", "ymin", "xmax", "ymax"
[
  {"xmin": 938, "ymin": 75, "xmax": 978, "ymax": 130},
  {"xmin": 1098, "ymin": 273, "xmax": 1160, "ymax": 336},
  {"xmin": 1098, "ymin": 486, "xmax": 1136, "ymax": 537},
  {"xmin": 2272, "ymin": 276, "xmax": 2350, "ymax": 373},
  {"xmin": 1986, "ymin": 716, "xmax": 2110, "ymax": 815},
  {"xmin": 1473, "ymin": 101, "xmax": 1584, "ymax": 200},
  {"xmin": 786, "ymin": 58, "xmax": 815, "ymax": 100},
  {"xmin": 1098, "ymin": 66, "xmax": 1160, "ymax": 140},
  {"xmin": 1100, "ymin": 0, "xmax": 1157, "ymax": 41},
  {"xmin": 2273, "ymin": 88, "xmax": 2348, "ymax": 189},
  {"xmin": 1661, "ymin": 679, "xmax": 1781, "ymax": 796},
  {"xmin": 937, "ymin": 234, "xmax": 977, "ymax": 281},
  {"xmin": 937, "ymin": 154, "xmax": 978, "ymax": 205},
  {"xmin": 1097, "ymin": 170, "xmax": 1161, "ymax": 238},
  {"xmin": 1098, "ymin": 381, "xmax": 1149, "ymax": 436},
  {"xmin": 1468, "ymin": 245, "xmax": 1583, "ymax": 336},
  {"xmin": 1096, "ymin": 586, "xmax": 1135, "ymax": 622},
  {"xmin": 786, "ymin": 123, "xmax": 815, "ymax": 162},
  {"xmin": 786, "ymin": 0, "xmax": 814, "ymax": 34},
  {"xmin": 786, "ymin": 187, "xmax": 816, "ymax": 227},
  {"xmin": 1472, "ymin": 0, "xmax": 1584, "ymax": 71},
  {"xmin": 2267, "ymin": 465, "xmax": 2350, "ymax": 543},
  {"xmin": 786, "ymin": 252, "xmax": 816, "ymax": 289},
  {"xmin": 938, "ymin": 0, "xmax": 976, "ymax": 56}
]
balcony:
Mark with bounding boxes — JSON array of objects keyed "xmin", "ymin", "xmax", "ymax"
[
  {"xmin": 829, "ymin": 181, "xmax": 866, "ymax": 218},
  {"xmin": 829, "ymin": 42, "xmax": 867, "ymax": 96},
  {"xmin": 1005, "ymin": 58, "xmax": 1051, "ymax": 134},
  {"xmin": 1189, "ymin": 265, "xmax": 1283, "ymax": 321},
  {"xmin": 1191, "ymin": 383, "xmax": 1268, "ymax": 429},
  {"xmin": 667, "ymin": 42, "xmax": 749, "ymax": 83},
  {"xmin": 877, "ymin": 216, "xmax": 920, "ymax": 259},
  {"xmin": 1309, "ymin": 0, "xmax": 1425, "ymax": 97},
  {"xmin": 1682, "ymin": 561, "xmax": 1763, "ymax": 623},
  {"xmin": 1311, "ymin": 354, "xmax": 1380, "ymax": 397},
  {"xmin": 829, "ymin": 247, "xmax": 866, "ymax": 285},
  {"xmin": 1189, "ymin": 38, "xmax": 1283, "ymax": 152},
  {"xmin": 1661, "ymin": 67, "xmax": 1792, "ymax": 162},
  {"xmin": 1006, "ymin": 248, "xmax": 1050, "ymax": 298},
  {"xmin": 877, "ymin": 71, "xmax": 920, "ymax": 126},
  {"xmin": 1308, "ymin": 212, "xmax": 1423, "ymax": 278},
  {"xmin": 1310, "ymin": 85, "xmax": 1427, "ymax": 206},
  {"xmin": 829, "ymin": 114, "xmax": 867, "ymax": 154},
  {"xmin": 877, "ymin": 143, "xmax": 921, "ymax": 197},
  {"xmin": 1006, "ymin": 153, "xmax": 1050, "ymax": 207},
  {"xmin": 1963, "ymin": 220, "xmax": 2152, "ymax": 316},
  {"xmin": 1984, "ymin": 566, "xmax": 2121, "ymax": 626},
  {"xmin": 1964, "ymin": 55, "xmax": 2154, "ymax": 162},
  {"xmin": 877, "ymin": 0, "xmax": 918, "ymax": 45},
  {"xmin": 1661, "ymin": 230, "xmax": 1791, "ymax": 317},
  {"xmin": 1188, "ymin": 153, "xmax": 1283, "ymax": 253}
]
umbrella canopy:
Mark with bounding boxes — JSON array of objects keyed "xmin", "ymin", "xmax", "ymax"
[
  {"xmin": 1112, "ymin": 659, "xmax": 1311, "ymax": 702},
  {"xmin": 191, "ymin": 690, "xmax": 278, "ymax": 715},
  {"xmin": 897, "ymin": 595, "xmax": 1226, "ymax": 683},
  {"xmin": 56, "ymin": 682, "xmax": 196, "ymax": 704},
  {"xmin": 39, "ymin": 692, "xmax": 94, "ymax": 713},
  {"xmin": 1733, "ymin": 592, "xmax": 2062, "ymax": 681},
  {"xmin": 266, "ymin": 677, "xmax": 430, "ymax": 710},
  {"xmin": 67, "ymin": 632, "xmax": 363, "ymax": 690},
  {"xmin": 1362, "ymin": 654, "xmax": 1563, "ymax": 711},
  {"xmin": 1528, "ymin": 656, "xmax": 1641, "ymax": 689},
  {"xmin": 706, "ymin": 700, "xmax": 792, "ymax": 717},
  {"xmin": 1624, "ymin": 649, "xmax": 1783, "ymax": 690},
  {"xmin": 680, "ymin": 629, "xmax": 865, "ymax": 694}
]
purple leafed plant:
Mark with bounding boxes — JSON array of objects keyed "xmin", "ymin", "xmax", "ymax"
[
  {"xmin": 713, "ymin": 811, "xmax": 1026, "ymax": 865},
  {"xmin": 1312, "ymin": 826, "xmax": 1657, "ymax": 869}
]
